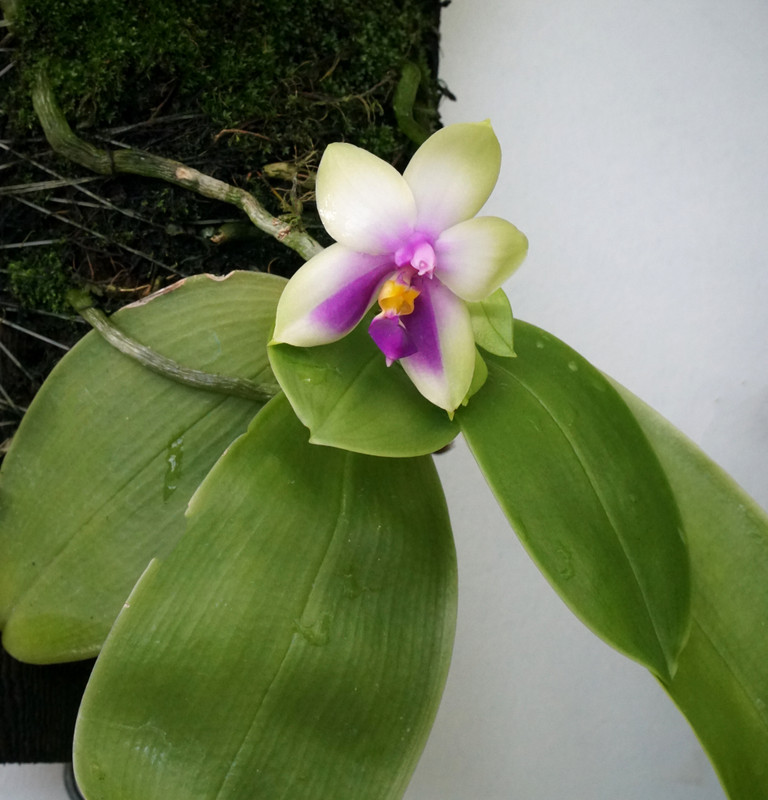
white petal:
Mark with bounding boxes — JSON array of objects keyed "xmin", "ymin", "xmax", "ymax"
[
  {"xmin": 400, "ymin": 279, "xmax": 475, "ymax": 412},
  {"xmin": 435, "ymin": 216, "xmax": 529, "ymax": 302},
  {"xmin": 316, "ymin": 143, "xmax": 416, "ymax": 254},
  {"xmin": 272, "ymin": 244, "xmax": 394, "ymax": 346},
  {"xmin": 403, "ymin": 121, "xmax": 502, "ymax": 237}
]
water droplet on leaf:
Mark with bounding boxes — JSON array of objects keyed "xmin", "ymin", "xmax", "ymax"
[
  {"xmin": 553, "ymin": 540, "xmax": 575, "ymax": 580},
  {"xmin": 294, "ymin": 611, "xmax": 332, "ymax": 646},
  {"xmin": 163, "ymin": 435, "xmax": 184, "ymax": 500}
]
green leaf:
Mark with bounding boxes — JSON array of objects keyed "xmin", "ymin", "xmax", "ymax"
[
  {"xmin": 393, "ymin": 60, "xmax": 430, "ymax": 145},
  {"xmin": 613, "ymin": 381, "xmax": 768, "ymax": 799},
  {"xmin": 268, "ymin": 313, "xmax": 459, "ymax": 457},
  {"xmin": 0, "ymin": 271, "xmax": 284, "ymax": 663},
  {"xmin": 73, "ymin": 393, "xmax": 457, "ymax": 800},
  {"xmin": 467, "ymin": 287, "xmax": 515, "ymax": 357},
  {"xmin": 458, "ymin": 320, "xmax": 690, "ymax": 679}
]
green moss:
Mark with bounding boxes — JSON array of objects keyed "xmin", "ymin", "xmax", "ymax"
[
  {"xmin": 0, "ymin": 1, "xmax": 442, "ymax": 304},
  {"xmin": 6, "ymin": 0, "xmax": 441, "ymax": 165},
  {"xmin": 7, "ymin": 247, "xmax": 73, "ymax": 313}
]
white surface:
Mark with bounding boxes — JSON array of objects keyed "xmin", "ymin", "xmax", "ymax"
[
  {"xmin": 0, "ymin": 764, "xmax": 69, "ymax": 798},
  {"xmin": 407, "ymin": 1, "xmax": 768, "ymax": 799}
]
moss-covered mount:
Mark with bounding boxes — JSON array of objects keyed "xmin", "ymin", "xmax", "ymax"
[
  {"xmin": 0, "ymin": 0, "xmax": 443, "ymax": 430},
  {"xmin": 6, "ymin": 0, "xmax": 441, "ymax": 157},
  {"xmin": 0, "ymin": 0, "xmax": 443, "ymax": 761}
]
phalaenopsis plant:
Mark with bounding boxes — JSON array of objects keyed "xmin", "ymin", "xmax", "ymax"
[{"xmin": 1, "ymin": 121, "xmax": 767, "ymax": 800}]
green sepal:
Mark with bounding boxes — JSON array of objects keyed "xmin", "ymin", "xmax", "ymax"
[{"xmin": 467, "ymin": 287, "xmax": 515, "ymax": 358}]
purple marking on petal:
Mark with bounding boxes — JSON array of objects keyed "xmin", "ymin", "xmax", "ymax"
[
  {"xmin": 369, "ymin": 314, "xmax": 418, "ymax": 364},
  {"xmin": 401, "ymin": 278, "xmax": 443, "ymax": 373},
  {"xmin": 312, "ymin": 262, "xmax": 394, "ymax": 334}
]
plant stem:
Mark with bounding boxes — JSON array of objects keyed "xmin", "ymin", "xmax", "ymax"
[
  {"xmin": 68, "ymin": 290, "xmax": 279, "ymax": 404},
  {"xmin": 32, "ymin": 72, "xmax": 324, "ymax": 262}
]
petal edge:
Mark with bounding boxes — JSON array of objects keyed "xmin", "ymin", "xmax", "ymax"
[
  {"xmin": 273, "ymin": 244, "xmax": 394, "ymax": 346},
  {"xmin": 404, "ymin": 121, "xmax": 502, "ymax": 238},
  {"xmin": 435, "ymin": 216, "xmax": 528, "ymax": 302},
  {"xmin": 317, "ymin": 143, "xmax": 416, "ymax": 254},
  {"xmin": 400, "ymin": 279, "xmax": 475, "ymax": 412}
]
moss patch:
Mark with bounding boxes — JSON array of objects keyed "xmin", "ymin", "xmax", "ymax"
[
  {"xmin": 7, "ymin": 247, "xmax": 71, "ymax": 313},
  {"xmin": 0, "ymin": 0, "xmax": 444, "ymax": 439},
  {"xmin": 5, "ymin": 0, "xmax": 441, "ymax": 164}
]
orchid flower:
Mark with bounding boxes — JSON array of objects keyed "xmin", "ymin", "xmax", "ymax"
[{"xmin": 271, "ymin": 121, "xmax": 528, "ymax": 412}]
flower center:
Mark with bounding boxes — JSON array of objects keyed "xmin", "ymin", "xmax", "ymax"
[
  {"xmin": 377, "ymin": 277, "xmax": 420, "ymax": 317},
  {"xmin": 369, "ymin": 273, "xmax": 421, "ymax": 366},
  {"xmin": 394, "ymin": 234, "xmax": 436, "ymax": 277}
]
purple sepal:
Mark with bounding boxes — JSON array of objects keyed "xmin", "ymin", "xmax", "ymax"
[{"xmin": 369, "ymin": 314, "xmax": 418, "ymax": 365}]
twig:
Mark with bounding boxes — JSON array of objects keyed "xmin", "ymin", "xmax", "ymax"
[
  {"xmin": 213, "ymin": 128, "xmax": 271, "ymax": 143},
  {"xmin": 12, "ymin": 195, "xmax": 177, "ymax": 273},
  {"xmin": 0, "ymin": 381, "xmax": 17, "ymax": 409},
  {"xmin": 102, "ymin": 112, "xmax": 203, "ymax": 136},
  {"xmin": 49, "ymin": 196, "xmax": 108, "ymax": 211},
  {"xmin": 68, "ymin": 290, "xmax": 279, "ymax": 403},
  {"xmin": 0, "ymin": 176, "xmax": 100, "ymax": 195},
  {"xmin": 0, "ymin": 300, "xmax": 84, "ymax": 322},
  {"xmin": 0, "ymin": 338, "xmax": 34, "ymax": 380},
  {"xmin": 0, "ymin": 239, "xmax": 61, "ymax": 249},
  {"xmin": 32, "ymin": 72, "xmax": 324, "ymax": 262},
  {"xmin": 0, "ymin": 318, "xmax": 71, "ymax": 350},
  {"xmin": 0, "ymin": 141, "xmax": 160, "ymax": 228}
]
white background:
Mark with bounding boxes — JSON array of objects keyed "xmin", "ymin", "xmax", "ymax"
[
  {"xmin": 3, "ymin": 1, "xmax": 767, "ymax": 797},
  {"xmin": 408, "ymin": 1, "xmax": 768, "ymax": 799}
]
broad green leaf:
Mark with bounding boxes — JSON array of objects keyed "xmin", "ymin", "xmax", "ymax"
[
  {"xmin": 467, "ymin": 287, "xmax": 515, "ymax": 357},
  {"xmin": 613, "ymin": 382, "xmax": 768, "ymax": 799},
  {"xmin": 0, "ymin": 271, "xmax": 284, "ymax": 663},
  {"xmin": 74, "ymin": 393, "xmax": 457, "ymax": 800},
  {"xmin": 458, "ymin": 320, "xmax": 690, "ymax": 679},
  {"xmin": 269, "ymin": 313, "xmax": 459, "ymax": 457}
]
